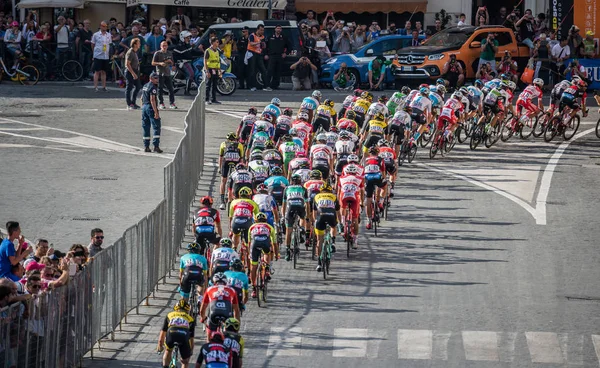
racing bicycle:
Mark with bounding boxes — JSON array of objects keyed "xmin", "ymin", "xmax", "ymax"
[
  {"xmin": 289, "ymin": 216, "xmax": 302, "ymax": 269},
  {"xmin": 320, "ymin": 225, "xmax": 334, "ymax": 280},
  {"xmin": 342, "ymin": 203, "xmax": 356, "ymax": 258},
  {"xmin": 255, "ymin": 254, "xmax": 269, "ymax": 307},
  {"xmin": 543, "ymin": 105, "xmax": 580, "ymax": 142}
]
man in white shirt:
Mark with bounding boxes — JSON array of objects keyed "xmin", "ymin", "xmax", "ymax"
[
  {"xmin": 54, "ymin": 16, "xmax": 70, "ymax": 67},
  {"xmin": 170, "ymin": 8, "xmax": 191, "ymax": 30},
  {"xmin": 91, "ymin": 21, "xmax": 112, "ymax": 92},
  {"xmin": 551, "ymin": 37, "xmax": 570, "ymax": 83}
]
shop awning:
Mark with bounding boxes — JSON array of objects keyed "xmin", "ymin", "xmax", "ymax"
[
  {"xmin": 295, "ymin": 0, "xmax": 426, "ymax": 14},
  {"xmin": 127, "ymin": 0, "xmax": 286, "ymax": 9},
  {"xmin": 18, "ymin": 0, "xmax": 83, "ymax": 7}
]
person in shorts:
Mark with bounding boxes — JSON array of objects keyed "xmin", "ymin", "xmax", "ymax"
[
  {"xmin": 91, "ymin": 21, "xmax": 112, "ymax": 92},
  {"xmin": 158, "ymin": 299, "xmax": 195, "ymax": 368},
  {"xmin": 200, "ymin": 273, "xmax": 240, "ymax": 340}
]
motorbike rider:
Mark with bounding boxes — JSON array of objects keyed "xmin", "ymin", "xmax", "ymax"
[{"xmin": 173, "ymin": 30, "xmax": 203, "ymax": 96}]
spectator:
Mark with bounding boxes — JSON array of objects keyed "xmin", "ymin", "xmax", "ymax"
[
  {"xmin": 533, "ymin": 33, "xmax": 551, "ymax": 82},
  {"xmin": 204, "ymin": 37, "xmax": 222, "ymax": 104},
  {"xmin": 125, "ymin": 38, "xmax": 142, "ymax": 110},
  {"xmin": 291, "ymin": 55, "xmax": 317, "ymax": 90},
  {"xmin": 25, "ymin": 274, "xmax": 42, "ymax": 295},
  {"xmin": 147, "ymin": 25, "xmax": 164, "ymax": 53},
  {"xmin": 173, "ymin": 31, "xmax": 198, "ymax": 95},
  {"xmin": 4, "ymin": 21, "xmax": 23, "ymax": 70},
  {"xmin": 535, "ymin": 13, "xmax": 549, "ymax": 38},
  {"xmin": 164, "ymin": 30, "xmax": 176, "ymax": 47},
  {"xmin": 474, "ymin": 6, "xmax": 489, "ymax": 26},
  {"xmin": 334, "ymin": 26, "xmax": 352, "ymax": 54},
  {"xmin": 299, "ymin": 10, "xmax": 319, "ymax": 28},
  {"xmin": 230, "ymin": 17, "xmax": 239, "ymax": 23},
  {"xmin": 158, "ymin": 18, "xmax": 168, "ymax": 35},
  {"xmin": 221, "ymin": 31, "xmax": 235, "ymax": 71},
  {"xmin": 479, "ymin": 32, "xmax": 498, "ymax": 73},
  {"xmin": 0, "ymin": 222, "xmax": 32, "ymax": 281},
  {"xmin": 54, "ymin": 16, "xmax": 70, "ymax": 67},
  {"xmin": 494, "ymin": 7, "xmax": 508, "ymax": 26},
  {"xmin": 109, "ymin": 17, "xmax": 117, "ymax": 28},
  {"xmin": 88, "ymin": 228, "xmax": 104, "ymax": 257},
  {"xmin": 23, "ymin": 19, "xmax": 37, "ymax": 53},
  {"xmin": 332, "ymin": 62, "xmax": 355, "ymax": 91},
  {"xmin": 190, "ymin": 26, "xmax": 201, "ymax": 48},
  {"xmin": 309, "ymin": 25, "xmax": 320, "ymax": 41},
  {"xmin": 300, "ymin": 23, "xmax": 310, "ymax": 44},
  {"xmin": 551, "ymin": 37, "xmax": 570, "ymax": 82},
  {"xmin": 515, "ymin": 9, "xmax": 536, "ymax": 52},
  {"xmin": 141, "ymin": 72, "xmax": 163, "ymax": 153},
  {"xmin": 351, "ymin": 26, "xmax": 367, "ymax": 52},
  {"xmin": 263, "ymin": 25, "xmax": 288, "ymax": 92},
  {"xmin": 415, "ymin": 21, "xmax": 424, "ymax": 35},
  {"xmin": 475, "ymin": 15, "xmax": 487, "ymax": 27},
  {"xmin": 567, "ymin": 25, "xmax": 583, "ymax": 58},
  {"xmin": 409, "ymin": 30, "xmax": 421, "ymax": 47},
  {"xmin": 91, "ymin": 21, "xmax": 111, "ymax": 92},
  {"xmin": 314, "ymin": 32, "xmax": 331, "ymax": 62},
  {"xmin": 564, "ymin": 58, "xmax": 588, "ymax": 82},
  {"xmin": 582, "ymin": 31, "xmax": 598, "ymax": 58},
  {"xmin": 67, "ymin": 244, "xmax": 88, "ymax": 271},
  {"xmin": 367, "ymin": 22, "xmax": 381, "ymax": 40},
  {"xmin": 76, "ymin": 19, "xmax": 93, "ymax": 80},
  {"xmin": 25, "ymin": 239, "xmax": 51, "ymax": 265},
  {"xmin": 247, "ymin": 24, "xmax": 266, "ymax": 92},
  {"xmin": 399, "ymin": 21, "xmax": 411, "ymax": 36},
  {"xmin": 388, "ymin": 23, "xmax": 397, "ymax": 34},
  {"xmin": 171, "ymin": 7, "xmax": 191, "ymax": 29},
  {"xmin": 235, "ymin": 26, "xmax": 249, "ymax": 89},
  {"xmin": 322, "ymin": 11, "xmax": 336, "ymax": 33},
  {"xmin": 442, "ymin": 53, "xmax": 465, "ymax": 86},
  {"xmin": 152, "ymin": 41, "xmax": 177, "ymax": 109},
  {"xmin": 505, "ymin": 10, "xmax": 518, "ymax": 30},
  {"xmin": 457, "ymin": 14, "xmax": 466, "ymax": 26},
  {"xmin": 368, "ymin": 55, "xmax": 387, "ymax": 91},
  {"xmin": 475, "ymin": 61, "xmax": 492, "ymax": 82},
  {"xmin": 34, "ymin": 25, "xmax": 52, "ymax": 44},
  {"xmin": 434, "ymin": 19, "xmax": 443, "ymax": 33},
  {"xmin": 497, "ymin": 51, "xmax": 518, "ymax": 82},
  {"xmin": 121, "ymin": 26, "xmax": 148, "ymax": 59}
]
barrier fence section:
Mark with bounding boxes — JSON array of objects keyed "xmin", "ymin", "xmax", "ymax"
[{"xmin": 0, "ymin": 80, "xmax": 206, "ymax": 368}]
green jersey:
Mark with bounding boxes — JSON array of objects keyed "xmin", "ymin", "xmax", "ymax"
[
  {"xmin": 283, "ymin": 185, "xmax": 307, "ymax": 206},
  {"xmin": 386, "ymin": 92, "xmax": 406, "ymax": 116}
]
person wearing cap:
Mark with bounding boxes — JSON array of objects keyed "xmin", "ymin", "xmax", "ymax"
[
  {"xmin": 141, "ymin": 72, "xmax": 163, "ymax": 153},
  {"xmin": 3, "ymin": 21, "xmax": 23, "ymax": 70},
  {"xmin": 235, "ymin": 26, "xmax": 250, "ymax": 89},
  {"xmin": 582, "ymin": 31, "xmax": 598, "ymax": 59},
  {"xmin": 567, "ymin": 25, "xmax": 583, "ymax": 58}
]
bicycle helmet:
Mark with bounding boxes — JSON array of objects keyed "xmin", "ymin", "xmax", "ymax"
[
  {"xmin": 265, "ymin": 140, "xmax": 275, "ymax": 149},
  {"xmin": 459, "ymin": 87, "xmax": 470, "ymax": 96},
  {"xmin": 296, "ymin": 151, "xmax": 306, "ymax": 158},
  {"xmin": 255, "ymin": 212, "xmax": 267, "ymax": 222},
  {"xmin": 368, "ymin": 146, "xmax": 379, "ymax": 155},
  {"xmin": 238, "ymin": 187, "xmax": 252, "ymax": 197},
  {"xmin": 401, "ymin": 86, "xmax": 411, "ymax": 95},
  {"xmin": 451, "ymin": 91, "xmax": 463, "ymax": 100},
  {"xmin": 532, "ymin": 78, "xmax": 544, "ymax": 87},
  {"xmin": 271, "ymin": 97, "xmax": 281, "ymax": 106},
  {"xmin": 474, "ymin": 79, "xmax": 484, "ymax": 88},
  {"xmin": 345, "ymin": 110, "xmax": 357, "ymax": 120},
  {"xmin": 373, "ymin": 112, "xmax": 385, "ymax": 121},
  {"xmin": 250, "ymin": 150, "xmax": 263, "ymax": 161},
  {"xmin": 577, "ymin": 79, "xmax": 587, "ymax": 88},
  {"xmin": 312, "ymin": 90, "xmax": 322, "ymax": 100},
  {"xmin": 345, "ymin": 165, "xmax": 358, "ymax": 174},
  {"xmin": 419, "ymin": 87, "xmax": 430, "ymax": 95},
  {"xmin": 261, "ymin": 113, "xmax": 273, "ymax": 123},
  {"xmin": 330, "ymin": 126, "xmax": 338, "ymax": 133},
  {"xmin": 508, "ymin": 81, "xmax": 517, "ymax": 91},
  {"xmin": 210, "ymin": 331, "xmax": 225, "ymax": 343},
  {"xmin": 201, "ymin": 195, "xmax": 213, "ymax": 206},
  {"xmin": 179, "ymin": 30, "xmax": 191, "ymax": 42},
  {"xmin": 339, "ymin": 131, "xmax": 350, "ymax": 139},
  {"xmin": 436, "ymin": 78, "xmax": 446, "ymax": 86},
  {"xmin": 289, "ymin": 128, "xmax": 298, "ymax": 136},
  {"xmin": 219, "ymin": 237, "xmax": 233, "ymax": 248},
  {"xmin": 229, "ymin": 258, "xmax": 243, "ymax": 271},
  {"xmin": 235, "ymin": 163, "xmax": 246, "ymax": 170},
  {"xmin": 500, "ymin": 81, "xmax": 510, "ymax": 90},
  {"xmin": 283, "ymin": 107, "xmax": 293, "ymax": 117},
  {"xmin": 212, "ymin": 272, "xmax": 227, "ymax": 285},
  {"xmin": 500, "ymin": 73, "xmax": 510, "ymax": 81},
  {"xmin": 298, "ymin": 161, "xmax": 310, "ymax": 169},
  {"xmin": 419, "ymin": 83, "xmax": 429, "ymax": 89},
  {"xmin": 347, "ymin": 154, "xmax": 359, "ymax": 163},
  {"xmin": 310, "ymin": 170, "xmax": 322, "ymax": 179},
  {"xmin": 324, "ymin": 99, "xmax": 334, "ymax": 108},
  {"xmin": 248, "ymin": 107, "xmax": 257, "ymax": 115},
  {"xmin": 364, "ymin": 92, "xmax": 374, "ymax": 102},
  {"xmin": 298, "ymin": 111, "xmax": 309, "ymax": 121},
  {"xmin": 437, "ymin": 85, "xmax": 447, "ymax": 95},
  {"xmin": 281, "ymin": 134, "xmax": 292, "ymax": 142},
  {"xmin": 353, "ymin": 88, "xmax": 363, "ymax": 97},
  {"xmin": 174, "ymin": 298, "xmax": 191, "ymax": 312},
  {"xmin": 377, "ymin": 139, "xmax": 389, "ymax": 147},
  {"xmin": 291, "ymin": 173, "xmax": 302, "ymax": 184},
  {"xmin": 256, "ymin": 183, "xmax": 268, "ymax": 193},
  {"xmin": 187, "ymin": 242, "xmax": 200, "ymax": 253},
  {"xmin": 226, "ymin": 132, "xmax": 237, "ymax": 141},
  {"xmin": 224, "ymin": 317, "xmax": 240, "ymax": 331},
  {"xmin": 316, "ymin": 133, "xmax": 327, "ymax": 142},
  {"xmin": 378, "ymin": 95, "xmax": 388, "ymax": 103},
  {"xmin": 270, "ymin": 166, "xmax": 283, "ymax": 175},
  {"xmin": 321, "ymin": 183, "xmax": 332, "ymax": 192}
]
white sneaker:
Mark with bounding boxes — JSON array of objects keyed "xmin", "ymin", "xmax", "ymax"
[
  {"xmin": 263, "ymin": 87, "xmax": 273, "ymax": 92},
  {"xmin": 250, "ymin": 87, "xmax": 257, "ymax": 92},
  {"xmin": 219, "ymin": 203, "xmax": 225, "ymax": 210},
  {"xmin": 334, "ymin": 87, "xmax": 342, "ymax": 92},
  {"xmin": 169, "ymin": 104, "xmax": 178, "ymax": 109},
  {"xmin": 159, "ymin": 104, "xmax": 166, "ymax": 110}
]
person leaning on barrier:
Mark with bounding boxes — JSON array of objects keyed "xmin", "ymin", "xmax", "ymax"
[{"xmin": 88, "ymin": 228, "xmax": 104, "ymax": 257}]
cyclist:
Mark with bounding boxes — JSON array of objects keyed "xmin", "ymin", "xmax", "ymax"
[
  {"xmin": 337, "ymin": 164, "xmax": 363, "ymax": 249},
  {"xmin": 282, "ymin": 173, "xmax": 308, "ymax": 261},
  {"xmin": 278, "ymin": 135, "xmax": 301, "ymax": 176},
  {"xmin": 211, "ymin": 238, "xmax": 239, "ymax": 276},
  {"xmin": 482, "ymin": 77, "xmax": 502, "ymax": 96},
  {"xmin": 179, "ymin": 242, "xmax": 208, "ymax": 300},
  {"xmin": 158, "ymin": 299, "xmax": 195, "ymax": 368},
  {"xmin": 310, "ymin": 134, "xmax": 334, "ymax": 180},
  {"xmin": 253, "ymin": 184, "xmax": 280, "ymax": 258},
  {"xmin": 300, "ymin": 90, "xmax": 322, "ymax": 123},
  {"xmin": 288, "ymin": 128, "xmax": 306, "ymax": 155},
  {"xmin": 409, "ymin": 87, "xmax": 432, "ymax": 143},
  {"xmin": 388, "ymin": 106, "xmax": 412, "ymax": 159},
  {"xmin": 482, "ymin": 81, "xmax": 511, "ymax": 130},
  {"xmin": 313, "ymin": 183, "xmax": 341, "ymax": 272},
  {"xmin": 246, "ymin": 125, "xmax": 271, "ymax": 159},
  {"xmin": 342, "ymin": 154, "xmax": 365, "ymax": 177},
  {"xmin": 264, "ymin": 166, "xmax": 289, "ymax": 206},
  {"xmin": 377, "ymin": 139, "xmax": 397, "ymax": 197},
  {"xmin": 195, "ymin": 331, "xmax": 230, "ymax": 368},
  {"xmin": 559, "ymin": 78, "xmax": 587, "ymax": 120},
  {"xmin": 467, "ymin": 80, "xmax": 484, "ymax": 115},
  {"xmin": 291, "ymin": 112, "xmax": 313, "ymax": 149},
  {"xmin": 360, "ymin": 112, "xmax": 387, "ymax": 155},
  {"xmin": 549, "ymin": 79, "xmax": 573, "ymax": 112},
  {"xmin": 248, "ymin": 212, "xmax": 276, "ymax": 297},
  {"xmin": 366, "ymin": 95, "xmax": 389, "ymax": 124},
  {"xmin": 219, "ymin": 132, "xmax": 244, "ymax": 210},
  {"xmin": 262, "ymin": 140, "xmax": 283, "ymax": 170},
  {"xmin": 252, "ymin": 113, "xmax": 275, "ymax": 138},
  {"xmin": 274, "ymin": 108, "xmax": 294, "ymax": 144},
  {"xmin": 287, "ymin": 152, "xmax": 311, "ymax": 181},
  {"xmin": 435, "ymin": 91, "xmax": 464, "ymax": 143},
  {"xmin": 226, "ymin": 163, "xmax": 254, "ymax": 205},
  {"xmin": 429, "ymin": 86, "xmax": 443, "ymax": 119},
  {"xmin": 516, "ymin": 78, "xmax": 544, "ymax": 122},
  {"xmin": 223, "ymin": 318, "xmax": 244, "ymax": 368},
  {"xmin": 236, "ymin": 107, "xmax": 257, "ymax": 145},
  {"xmin": 196, "ymin": 196, "xmax": 223, "ymax": 251},
  {"xmin": 363, "ymin": 146, "xmax": 386, "ymax": 230},
  {"xmin": 313, "ymin": 99, "xmax": 337, "ymax": 132},
  {"xmin": 248, "ymin": 150, "xmax": 270, "ymax": 187},
  {"xmin": 334, "ymin": 131, "xmax": 356, "ymax": 177},
  {"xmin": 324, "ymin": 125, "xmax": 339, "ymax": 150},
  {"xmin": 224, "ymin": 260, "xmax": 249, "ymax": 313},
  {"xmin": 229, "ymin": 187, "xmax": 259, "ymax": 251},
  {"xmin": 338, "ymin": 89, "xmax": 362, "ymax": 119},
  {"xmin": 304, "ymin": 170, "xmax": 326, "ymax": 228},
  {"xmin": 350, "ymin": 91, "xmax": 373, "ymax": 129},
  {"xmin": 263, "ymin": 97, "xmax": 282, "ymax": 120},
  {"xmin": 200, "ymin": 272, "xmax": 241, "ymax": 340},
  {"xmin": 386, "ymin": 87, "xmax": 410, "ymax": 116},
  {"xmin": 337, "ymin": 110, "xmax": 360, "ymax": 136}
]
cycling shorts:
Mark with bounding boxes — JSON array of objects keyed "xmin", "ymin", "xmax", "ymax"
[
  {"xmin": 363, "ymin": 134, "xmax": 383, "ymax": 149},
  {"xmin": 337, "ymin": 107, "xmax": 348, "ymax": 120},
  {"xmin": 365, "ymin": 174, "xmax": 386, "ymax": 198},
  {"xmin": 211, "ymin": 261, "xmax": 230, "ymax": 276},
  {"xmin": 312, "ymin": 164, "xmax": 330, "ymax": 180},
  {"xmin": 437, "ymin": 115, "xmax": 456, "ymax": 131},
  {"xmin": 274, "ymin": 128, "xmax": 289, "ymax": 143},
  {"xmin": 221, "ymin": 160, "xmax": 239, "ymax": 178},
  {"xmin": 314, "ymin": 213, "xmax": 337, "ymax": 236},
  {"xmin": 483, "ymin": 102, "xmax": 503, "ymax": 115},
  {"xmin": 165, "ymin": 328, "xmax": 192, "ymax": 359},
  {"xmin": 384, "ymin": 160, "xmax": 396, "ymax": 175},
  {"xmin": 516, "ymin": 99, "xmax": 538, "ymax": 115},
  {"xmin": 313, "ymin": 116, "xmax": 331, "ymax": 132},
  {"xmin": 341, "ymin": 197, "xmax": 360, "ymax": 220},
  {"xmin": 410, "ymin": 111, "xmax": 427, "ymax": 125},
  {"xmin": 285, "ymin": 204, "xmax": 306, "ymax": 228},
  {"xmin": 208, "ymin": 300, "xmax": 233, "ymax": 332},
  {"xmin": 195, "ymin": 232, "xmax": 219, "ymax": 253},
  {"xmin": 231, "ymin": 217, "xmax": 252, "ymax": 236},
  {"xmin": 354, "ymin": 112, "xmax": 365, "ymax": 129},
  {"xmin": 559, "ymin": 93, "xmax": 579, "ymax": 111},
  {"xmin": 388, "ymin": 124, "xmax": 405, "ymax": 145},
  {"xmin": 180, "ymin": 265, "xmax": 205, "ymax": 297},
  {"xmin": 250, "ymin": 237, "xmax": 272, "ymax": 264},
  {"xmin": 335, "ymin": 156, "xmax": 349, "ymax": 176}
]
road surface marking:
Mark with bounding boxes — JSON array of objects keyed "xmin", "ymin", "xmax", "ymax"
[
  {"xmin": 398, "ymin": 329, "xmax": 432, "ymax": 359},
  {"xmin": 497, "ymin": 332, "xmax": 517, "ymax": 362},
  {"xmin": 206, "ymin": 108, "xmax": 245, "ymax": 119},
  {"xmin": 0, "ymin": 127, "xmax": 47, "ymax": 131},
  {"xmin": 333, "ymin": 328, "xmax": 368, "ymax": 357},
  {"xmin": 47, "ymin": 109, "xmax": 67, "ymax": 112},
  {"xmin": 592, "ymin": 335, "xmax": 600, "ymax": 366},
  {"xmin": 525, "ymin": 332, "xmax": 564, "ymax": 363},
  {"xmin": 163, "ymin": 126, "xmax": 184, "ymax": 133},
  {"xmin": 267, "ymin": 327, "xmax": 302, "ymax": 357},
  {"xmin": 462, "ymin": 331, "xmax": 499, "ymax": 361},
  {"xmin": 558, "ymin": 333, "xmax": 583, "ymax": 365}
]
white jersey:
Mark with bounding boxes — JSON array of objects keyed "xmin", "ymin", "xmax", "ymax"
[
  {"xmin": 335, "ymin": 139, "xmax": 355, "ymax": 154},
  {"xmin": 409, "ymin": 95, "xmax": 432, "ymax": 114},
  {"xmin": 390, "ymin": 110, "xmax": 412, "ymax": 127},
  {"xmin": 310, "ymin": 143, "xmax": 333, "ymax": 161},
  {"xmin": 367, "ymin": 102, "xmax": 389, "ymax": 118},
  {"xmin": 342, "ymin": 95, "xmax": 355, "ymax": 108},
  {"xmin": 211, "ymin": 247, "xmax": 239, "ymax": 264},
  {"xmin": 252, "ymin": 193, "xmax": 276, "ymax": 213},
  {"xmin": 324, "ymin": 131, "xmax": 338, "ymax": 148}
]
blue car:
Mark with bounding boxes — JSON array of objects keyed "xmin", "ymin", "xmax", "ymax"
[{"xmin": 319, "ymin": 34, "xmax": 425, "ymax": 87}]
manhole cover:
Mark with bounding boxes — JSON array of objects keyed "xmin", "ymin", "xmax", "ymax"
[{"xmin": 72, "ymin": 217, "xmax": 100, "ymax": 221}]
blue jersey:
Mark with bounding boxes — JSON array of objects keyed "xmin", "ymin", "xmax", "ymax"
[
  {"xmin": 300, "ymin": 97, "xmax": 318, "ymax": 111},
  {"xmin": 224, "ymin": 270, "xmax": 249, "ymax": 293},
  {"xmin": 467, "ymin": 86, "xmax": 483, "ymax": 105},
  {"xmin": 264, "ymin": 176, "xmax": 289, "ymax": 198},
  {"xmin": 428, "ymin": 92, "xmax": 443, "ymax": 109},
  {"xmin": 484, "ymin": 79, "xmax": 501, "ymax": 91},
  {"xmin": 292, "ymin": 137, "xmax": 304, "ymax": 150},
  {"xmin": 250, "ymin": 131, "xmax": 270, "ymax": 149},
  {"xmin": 263, "ymin": 104, "xmax": 281, "ymax": 119},
  {"xmin": 180, "ymin": 253, "xmax": 208, "ymax": 271}
]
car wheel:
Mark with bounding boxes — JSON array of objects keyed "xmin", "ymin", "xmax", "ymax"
[
  {"xmin": 254, "ymin": 71, "xmax": 264, "ymax": 89},
  {"xmin": 348, "ymin": 68, "xmax": 360, "ymax": 88}
]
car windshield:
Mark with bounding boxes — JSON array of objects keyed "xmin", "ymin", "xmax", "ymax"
[{"xmin": 424, "ymin": 29, "xmax": 472, "ymax": 47}]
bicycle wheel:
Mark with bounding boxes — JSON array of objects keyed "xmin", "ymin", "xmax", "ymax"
[
  {"xmin": 444, "ymin": 133, "xmax": 457, "ymax": 154},
  {"xmin": 544, "ymin": 117, "xmax": 559, "ymax": 142},
  {"xmin": 420, "ymin": 125, "xmax": 434, "ymax": 148},
  {"xmin": 484, "ymin": 124, "xmax": 500, "ymax": 148},
  {"xmin": 30, "ymin": 59, "xmax": 46, "ymax": 80},
  {"xmin": 169, "ymin": 346, "xmax": 178, "ymax": 368},
  {"xmin": 321, "ymin": 239, "xmax": 328, "ymax": 280},
  {"xmin": 520, "ymin": 115, "xmax": 537, "ymax": 140},
  {"xmin": 62, "ymin": 60, "xmax": 83, "ymax": 82},
  {"xmin": 533, "ymin": 113, "xmax": 549, "ymax": 138},
  {"xmin": 262, "ymin": 269, "xmax": 268, "ymax": 303},
  {"xmin": 596, "ymin": 118, "xmax": 600, "ymax": 139},
  {"xmin": 310, "ymin": 233, "xmax": 316, "ymax": 260},
  {"xmin": 429, "ymin": 137, "xmax": 438, "ymax": 159},
  {"xmin": 292, "ymin": 230, "xmax": 298, "ymax": 269},
  {"xmin": 345, "ymin": 210, "xmax": 351, "ymax": 258},
  {"xmin": 407, "ymin": 143, "xmax": 418, "ymax": 163},
  {"xmin": 384, "ymin": 196, "xmax": 390, "ymax": 221},
  {"xmin": 256, "ymin": 266, "xmax": 263, "ymax": 307},
  {"xmin": 469, "ymin": 126, "xmax": 481, "ymax": 150},
  {"xmin": 562, "ymin": 114, "xmax": 580, "ymax": 141},
  {"xmin": 19, "ymin": 65, "xmax": 39, "ymax": 85},
  {"xmin": 456, "ymin": 125, "xmax": 467, "ymax": 144},
  {"xmin": 500, "ymin": 119, "xmax": 514, "ymax": 142}
]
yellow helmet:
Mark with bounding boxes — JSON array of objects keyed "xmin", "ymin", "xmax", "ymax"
[
  {"xmin": 238, "ymin": 187, "xmax": 252, "ymax": 197},
  {"xmin": 174, "ymin": 298, "xmax": 191, "ymax": 312}
]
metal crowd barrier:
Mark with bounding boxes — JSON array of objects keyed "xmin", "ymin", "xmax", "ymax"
[{"xmin": 1, "ymin": 79, "xmax": 207, "ymax": 368}]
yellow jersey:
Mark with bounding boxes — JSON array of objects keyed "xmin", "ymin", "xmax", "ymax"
[
  {"xmin": 162, "ymin": 311, "xmax": 195, "ymax": 332},
  {"xmin": 366, "ymin": 119, "xmax": 387, "ymax": 135},
  {"xmin": 316, "ymin": 104, "xmax": 336, "ymax": 119},
  {"xmin": 229, "ymin": 198, "xmax": 259, "ymax": 218},
  {"xmin": 219, "ymin": 141, "xmax": 244, "ymax": 161},
  {"xmin": 351, "ymin": 98, "xmax": 371, "ymax": 115}
]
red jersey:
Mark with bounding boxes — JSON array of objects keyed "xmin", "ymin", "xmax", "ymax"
[
  {"xmin": 202, "ymin": 285, "xmax": 239, "ymax": 305},
  {"xmin": 342, "ymin": 163, "xmax": 364, "ymax": 177},
  {"xmin": 304, "ymin": 179, "xmax": 325, "ymax": 194},
  {"xmin": 292, "ymin": 120, "xmax": 312, "ymax": 141},
  {"xmin": 338, "ymin": 175, "xmax": 363, "ymax": 201},
  {"xmin": 439, "ymin": 98, "xmax": 463, "ymax": 124},
  {"xmin": 310, "ymin": 144, "xmax": 332, "ymax": 162},
  {"xmin": 196, "ymin": 207, "xmax": 220, "ymax": 226},
  {"xmin": 364, "ymin": 156, "xmax": 385, "ymax": 175},
  {"xmin": 517, "ymin": 85, "xmax": 543, "ymax": 103},
  {"xmin": 337, "ymin": 118, "xmax": 358, "ymax": 133},
  {"xmin": 378, "ymin": 147, "xmax": 396, "ymax": 163}
]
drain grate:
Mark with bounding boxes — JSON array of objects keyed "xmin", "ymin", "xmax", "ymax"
[{"xmin": 72, "ymin": 217, "xmax": 100, "ymax": 221}]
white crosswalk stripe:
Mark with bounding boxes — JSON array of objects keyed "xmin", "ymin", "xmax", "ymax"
[
  {"xmin": 267, "ymin": 327, "xmax": 302, "ymax": 357},
  {"xmin": 525, "ymin": 332, "xmax": 565, "ymax": 363},
  {"xmin": 462, "ymin": 331, "xmax": 499, "ymax": 361},
  {"xmin": 333, "ymin": 328, "xmax": 368, "ymax": 357},
  {"xmin": 398, "ymin": 329, "xmax": 432, "ymax": 359},
  {"xmin": 593, "ymin": 335, "xmax": 600, "ymax": 367}
]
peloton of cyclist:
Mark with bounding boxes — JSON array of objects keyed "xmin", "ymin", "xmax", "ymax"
[
  {"xmin": 196, "ymin": 195, "xmax": 223, "ymax": 251},
  {"xmin": 219, "ymin": 133, "xmax": 244, "ymax": 210},
  {"xmin": 247, "ymin": 212, "xmax": 276, "ymax": 297},
  {"xmin": 158, "ymin": 299, "xmax": 195, "ymax": 368}
]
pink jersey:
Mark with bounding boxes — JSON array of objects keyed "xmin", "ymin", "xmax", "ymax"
[
  {"xmin": 518, "ymin": 85, "xmax": 543, "ymax": 103},
  {"xmin": 338, "ymin": 174, "xmax": 363, "ymax": 201},
  {"xmin": 440, "ymin": 98, "xmax": 463, "ymax": 119}
]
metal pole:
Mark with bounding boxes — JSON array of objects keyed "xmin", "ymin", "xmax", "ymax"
[
  {"xmin": 268, "ymin": 0, "xmax": 273, "ymax": 19},
  {"xmin": 11, "ymin": 0, "xmax": 16, "ymax": 20}
]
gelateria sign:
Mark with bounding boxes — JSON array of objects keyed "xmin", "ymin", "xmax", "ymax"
[{"xmin": 127, "ymin": 0, "xmax": 286, "ymax": 9}]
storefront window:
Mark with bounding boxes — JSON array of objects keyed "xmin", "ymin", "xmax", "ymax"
[{"xmin": 165, "ymin": 6, "xmax": 251, "ymax": 29}]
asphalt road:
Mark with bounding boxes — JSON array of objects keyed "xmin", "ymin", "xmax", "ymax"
[{"xmin": 2, "ymin": 83, "xmax": 600, "ymax": 366}]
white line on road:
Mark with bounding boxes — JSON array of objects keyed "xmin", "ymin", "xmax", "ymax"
[
  {"xmin": 47, "ymin": 109, "xmax": 67, "ymax": 112},
  {"xmin": 0, "ymin": 127, "xmax": 47, "ymax": 131},
  {"xmin": 74, "ymin": 108, "xmax": 99, "ymax": 112},
  {"xmin": 398, "ymin": 329, "xmax": 432, "ymax": 359},
  {"xmin": 267, "ymin": 327, "xmax": 302, "ymax": 357},
  {"xmin": 462, "ymin": 331, "xmax": 499, "ymax": 361},
  {"xmin": 206, "ymin": 108, "xmax": 245, "ymax": 119},
  {"xmin": 592, "ymin": 335, "xmax": 600, "ymax": 367},
  {"xmin": 162, "ymin": 126, "xmax": 184, "ymax": 133},
  {"xmin": 525, "ymin": 332, "xmax": 564, "ymax": 363},
  {"xmin": 333, "ymin": 328, "xmax": 368, "ymax": 357}
]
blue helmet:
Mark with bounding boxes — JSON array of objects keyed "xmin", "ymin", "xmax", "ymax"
[
  {"xmin": 419, "ymin": 87, "xmax": 429, "ymax": 95},
  {"xmin": 430, "ymin": 86, "xmax": 438, "ymax": 94},
  {"xmin": 436, "ymin": 78, "xmax": 446, "ymax": 86},
  {"xmin": 474, "ymin": 79, "xmax": 484, "ymax": 87}
]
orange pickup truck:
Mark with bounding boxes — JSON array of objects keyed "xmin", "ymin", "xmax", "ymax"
[{"xmin": 392, "ymin": 25, "xmax": 530, "ymax": 85}]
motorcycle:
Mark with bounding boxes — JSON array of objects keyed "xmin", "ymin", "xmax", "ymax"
[{"xmin": 192, "ymin": 55, "xmax": 237, "ymax": 96}]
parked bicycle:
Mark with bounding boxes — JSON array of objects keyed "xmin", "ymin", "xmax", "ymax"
[{"xmin": 0, "ymin": 56, "xmax": 39, "ymax": 85}]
